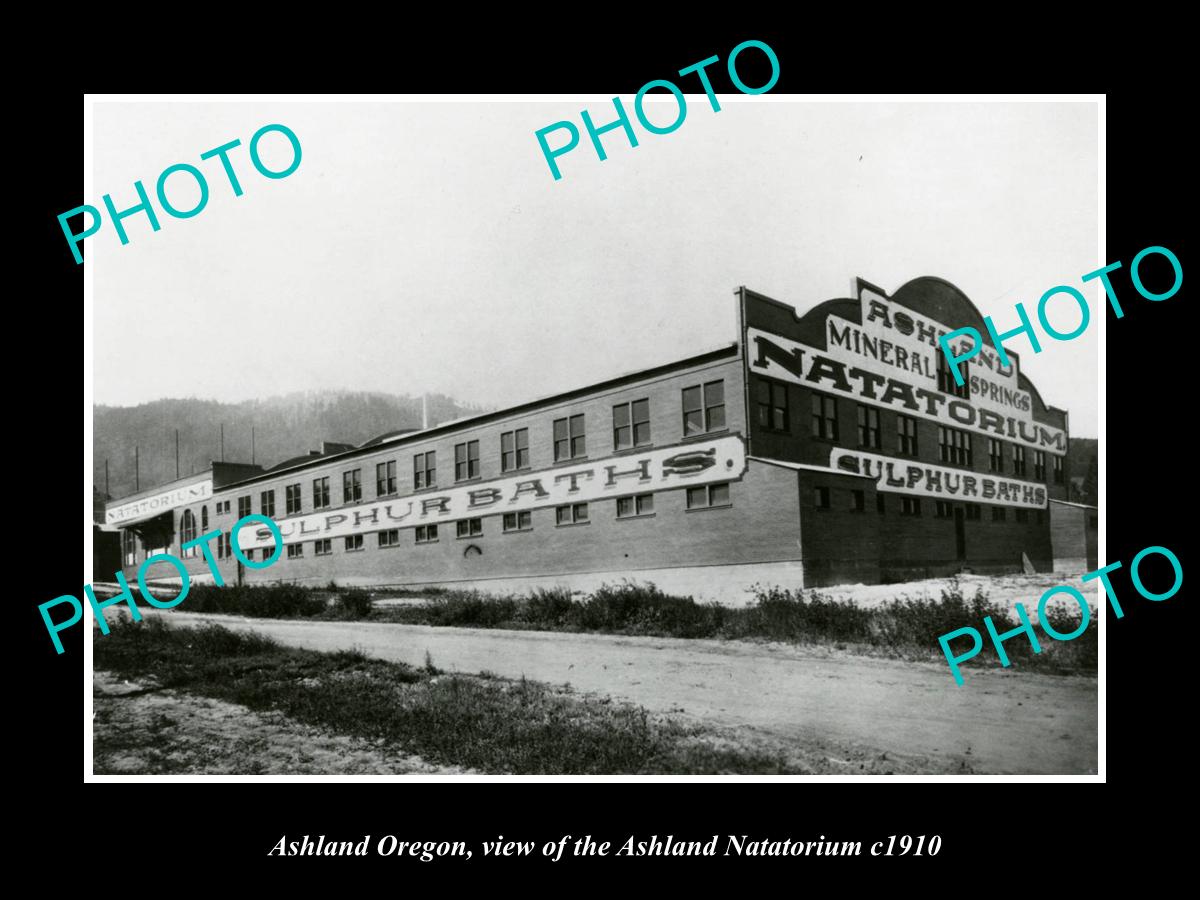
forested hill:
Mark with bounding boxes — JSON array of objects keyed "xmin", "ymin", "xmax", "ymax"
[{"xmin": 94, "ymin": 391, "xmax": 489, "ymax": 499}]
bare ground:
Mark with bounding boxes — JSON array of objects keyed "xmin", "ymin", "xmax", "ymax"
[{"xmin": 143, "ymin": 611, "xmax": 1098, "ymax": 774}]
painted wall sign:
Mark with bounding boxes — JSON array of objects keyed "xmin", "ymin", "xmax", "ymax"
[
  {"xmin": 747, "ymin": 310, "xmax": 1067, "ymax": 452},
  {"xmin": 239, "ymin": 435, "xmax": 748, "ymax": 550},
  {"xmin": 831, "ymin": 449, "xmax": 1048, "ymax": 509},
  {"xmin": 105, "ymin": 479, "xmax": 213, "ymax": 525}
]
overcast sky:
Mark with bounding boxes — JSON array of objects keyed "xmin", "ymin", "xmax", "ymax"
[{"xmin": 92, "ymin": 99, "xmax": 1099, "ymax": 436}]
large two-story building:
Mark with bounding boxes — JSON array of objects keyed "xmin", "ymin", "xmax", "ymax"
[{"xmin": 104, "ymin": 277, "xmax": 1093, "ymax": 600}]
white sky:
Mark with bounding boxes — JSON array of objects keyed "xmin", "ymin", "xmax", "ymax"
[{"xmin": 92, "ymin": 99, "xmax": 1099, "ymax": 436}]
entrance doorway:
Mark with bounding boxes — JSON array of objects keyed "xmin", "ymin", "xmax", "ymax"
[{"xmin": 954, "ymin": 506, "xmax": 967, "ymax": 561}]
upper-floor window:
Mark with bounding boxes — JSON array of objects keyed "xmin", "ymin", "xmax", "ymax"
[
  {"xmin": 756, "ymin": 379, "xmax": 789, "ymax": 432},
  {"xmin": 814, "ymin": 486, "xmax": 831, "ymax": 509},
  {"xmin": 1012, "ymin": 445, "xmax": 1027, "ymax": 477},
  {"xmin": 988, "ymin": 439, "xmax": 1005, "ymax": 473},
  {"xmin": 1034, "ymin": 450, "xmax": 1047, "ymax": 481},
  {"xmin": 939, "ymin": 426, "xmax": 973, "ymax": 467},
  {"xmin": 686, "ymin": 483, "xmax": 731, "ymax": 510},
  {"xmin": 682, "ymin": 380, "xmax": 725, "ymax": 436},
  {"xmin": 811, "ymin": 395, "xmax": 838, "ymax": 441},
  {"xmin": 456, "ymin": 518, "xmax": 483, "ymax": 538},
  {"xmin": 898, "ymin": 415, "xmax": 918, "ymax": 456},
  {"xmin": 201, "ymin": 505, "xmax": 209, "ymax": 531},
  {"xmin": 556, "ymin": 503, "xmax": 589, "ymax": 525},
  {"xmin": 414, "ymin": 451, "xmax": 436, "ymax": 489},
  {"xmin": 554, "ymin": 414, "xmax": 586, "ymax": 461},
  {"xmin": 237, "ymin": 495, "xmax": 251, "ymax": 519},
  {"xmin": 1053, "ymin": 455, "xmax": 1065, "ymax": 484},
  {"xmin": 260, "ymin": 490, "xmax": 275, "ymax": 519},
  {"xmin": 180, "ymin": 509, "xmax": 197, "ymax": 557},
  {"xmin": 857, "ymin": 405, "xmax": 881, "ymax": 449},
  {"xmin": 503, "ymin": 511, "xmax": 533, "ymax": 532},
  {"xmin": 613, "ymin": 399, "xmax": 651, "ymax": 450},
  {"xmin": 312, "ymin": 477, "xmax": 330, "ymax": 510},
  {"xmin": 501, "ymin": 428, "xmax": 529, "ymax": 472},
  {"xmin": 616, "ymin": 493, "xmax": 654, "ymax": 518},
  {"xmin": 343, "ymin": 469, "xmax": 362, "ymax": 503},
  {"xmin": 455, "ymin": 441, "xmax": 481, "ymax": 481},
  {"xmin": 285, "ymin": 484, "xmax": 302, "ymax": 515},
  {"xmin": 377, "ymin": 460, "xmax": 397, "ymax": 496},
  {"xmin": 937, "ymin": 352, "xmax": 969, "ymax": 399},
  {"xmin": 415, "ymin": 524, "xmax": 438, "ymax": 544}
]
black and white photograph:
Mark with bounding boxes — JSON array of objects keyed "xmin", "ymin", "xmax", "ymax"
[{"xmin": 83, "ymin": 94, "xmax": 1101, "ymax": 778}]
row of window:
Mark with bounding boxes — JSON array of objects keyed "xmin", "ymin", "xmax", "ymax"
[{"xmin": 812, "ymin": 486, "xmax": 1046, "ymax": 522}]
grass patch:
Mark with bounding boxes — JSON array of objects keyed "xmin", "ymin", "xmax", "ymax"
[{"xmin": 94, "ymin": 619, "xmax": 807, "ymax": 774}]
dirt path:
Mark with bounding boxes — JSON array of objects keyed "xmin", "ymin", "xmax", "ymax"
[{"xmin": 147, "ymin": 612, "xmax": 1097, "ymax": 774}]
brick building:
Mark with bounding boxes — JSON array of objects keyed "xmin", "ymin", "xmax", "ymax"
[{"xmin": 105, "ymin": 277, "xmax": 1090, "ymax": 600}]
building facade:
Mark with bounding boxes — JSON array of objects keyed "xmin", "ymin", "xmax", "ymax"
[{"xmin": 107, "ymin": 277, "xmax": 1089, "ymax": 600}]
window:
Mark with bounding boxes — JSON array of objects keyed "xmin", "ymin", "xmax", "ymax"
[
  {"xmin": 850, "ymin": 489, "xmax": 865, "ymax": 512},
  {"xmin": 123, "ymin": 529, "xmax": 137, "ymax": 566},
  {"xmin": 756, "ymin": 379, "xmax": 789, "ymax": 432},
  {"xmin": 222, "ymin": 533, "xmax": 231, "ymax": 558},
  {"xmin": 503, "ymin": 511, "xmax": 533, "ymax": 532},
  {"xmin": 898, "ymin": 415, "xmax": 918, "ymax": 456},
  {"xmin": 343, "ymin": 469, "xmax": 362, "ymax": 503},
  {"xmin": 455, "ymin": 441, "xmax": 481, "ymax": 481},
  {"xmin": 1034, "ymin": 451, "xmax": 1046, "ymax": 481},
  {"xmin": 901, "ymin": 497, "xmax": 922, "ymax": 516},
  {"xmin": 413, "ymin": 452, "xmax": 436, "ymax": 489},
  {"xmin": 553, "ymin": 415, "xmax": 586, "ymax": 461},
  {"xmin": 237, "ymin": 495, "xmax": 251, "ymax": 519},
  {"xmin": 180, "ymin": 510, "xmax": 197, "ymax": 557},
  {"xmin": 814, "ymin": 486, "xmax": 831, "ymax": 509},
  {"xmin": 501, "ymin": 428, "xmax": 529, "ymax": 472},
  {"xmin": 811, "ymin": 395, "xmax": 838, "ymax": 440},
  {"xmin": 378, "ymin": 529, "xmax": 400, "ymax": 548},
  {"xmin": 1015, "ymin": 509, "xmax": 1029, "ymax": 523},
  {"xmin": 314, "ymin": 538, "xmax": 332, "ymax": 556},
  {"xmin": 683, "ymin": 380, "xmax": 725, "ymax": 436},
  {"xmin": 456, "ymin": 518, "xmax": 483, "ymax": 538},
  {"xmin": 201, "ymin": 505, "xmax": 208, "ymax": 531},
  {"xmin": 415, "ymin": 524, "xmax": 438, "ymax": 544},
  {"xmin": 377, "ymin": 460, "xmax": 397, "ymax": 496},
  {"xmin": 686, "ymin": 483, "xmax": 731, "ymax": 510},
  {"xmin": 556, "ymin": 503, "xmax": 589, "ymax": 525},
  {"xmin": 876, "ymin": 493, "xmax": 885, "ymax": 514},
  {"xmin": 937, "ymin": 352, "xmax": 969, "ymax": 398},
  {"xmin": 1053, "ymin": 455, "xmax": 1064, "ymax": 484},
  {"xmin": 344, "ymin": 534, "xmax": 364, "ymax": 552},
  {"xmin": 988, "ymin": 439, "xmax": 1005, "ymax": 473},
  {"xmin": 939, "ymin": 427, "xmax": 973, "ymax": 467},
  {"xmin": 857, "ymin": 405, "xmax": 881, "ymax": 449},
  {"xmin": 935, "ymin": 501, "xmax": 953, "ymax": 519},
  {"xmin": 992, "ymin": 506, "xmax": 1007, "ymax": 522},
  {"xmin": 260, "ymin": 490, "xmax": 275, "ymax": 518},
  {"xmin": 312, "ymin": 477, "xmax": 330, "ymax": 510},
  {"xmin": 614, "ymin": 399, "xmax": 652, "ymax": 449},
  {"xmin": 966, "ymin": 503, "xmax": 982, "ymax": 521},
  {"xmin": 1012, "ymin": 445, "xmax": 1027, "ymax": 477},
  {"xmin": 286, "ymin": 542, "xmax": 302, "ymax": 559},
  {"xmin": 285, "ymin": 484, "xmax": 302, "ymax": 515},
  {"xmin": 616, "ymin": 493, "xmax": 654, "ymax": 518}
]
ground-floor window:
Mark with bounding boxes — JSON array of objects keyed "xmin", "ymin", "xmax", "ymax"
[
  {"xmin": 900, "ymin": 497, "xmax": 922, "ymax": 516},
  {"xmin": 314, "ymin": 538, "xmax": 333, "ymax": 556},
  {"xmin": 378, "ymin": 529, "xmax": 400, "ymax": 548},
  {"xmin": 286, "ymin": 543, "xmax": 303, "ymax": 559},
  {"xmin": 965, "ymin": 503, "xmax": 981, "ymax": 520},
  {"xmin": 344, "ymin": 534, "xmax": 364, "ymax": 552},
  {"xmin": 935, "ymin": 501, "xmax": 952, "ymax": 519}
]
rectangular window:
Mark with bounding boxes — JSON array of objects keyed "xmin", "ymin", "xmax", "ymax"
[
  {"xmin": 501, "ymin": 428, "xmax": 530, "ymax": 472},
  {"xmin": 686, "ymin": 483, "xmax": 731, "ymax": 510},
  {"xmin": 123, "ymin": 529, "xmax": 136, "ymax": 566},
  {"xmin": 876, "ymin": 493, "xmax": 885, "ymax": 515},
  {"xmin": 503, "ymin": 511, "xmax": 533, "ymax": 532},
  {"xmin": 756, "ymin": 379, "xmax": 789, "ymax": 432},
  {"xmin": 222, "ymin": 533, "xmax": 232, "ymax": 558},
  {"xmin": 857, "ymin": 405, "xmax": 881, "ymax": 449},
  {"xmin": 555, "ymin": 503, "xmax": 589, "ymax": 525},
  {"xmin": 988, "ymin": 439, "xmax": 1005, "ymax": 473},
  {"xmin": 1036, "ymin": 510, "xmax": 1046, "ymax": 525},
  {"xmin": 814, "ymin": 486, "xmax": 831, "ymax": 509},
  {"xmin": 285, "ymin": 484, "xmax": 302, "ymax": 515},
  {"xmin": 312, "ymin": 476, "xmax": 330, "ymax": 510},
  {"xmin": 966, "ymin": 503, "xmax": 982, "ymax": 521},
  {"xmin": 616, "ymin": 493, "xmax": 654, "ymax": 518},
  {"xmin": 456, "ymin": 518, "xmax": 483, "ymax": 538},
  {"xmin": 314, "ymin": 538, "xmax": 332, "ymax": 556},
  {"xmin": 1034, "ymin": 451, "xmax": 1047, "ymax": 481},
  {"xmin": 850, "ymin": 489, "xmax": 865, "ymax": 512},
  {"xmin": 344, "ymin": 534, "xmax": 364, "ymax": 552},
  {"xmin": 1015, "ymin": 509, "xmax": 1029, "ymax": 523},
  {"xmin": 939, "ymin": 426, "xmax": 973, "ymax": 467},
  {"xmin": 935, "ymin": 500, "xmax": 953, "ymax": 519},
  {"xmin": 613, "ymin": 399, "xmax": 652, "ymax": 450},
  {"xmin": 1012, "ymin": 445, "xmax": 1027, "ymax": 477},
  {"xmin": 554, "ymin": 414, "xmax": 586, "ymax": 461},
  {"xmin": 897, "ymin": 415, "xmax": 918, "ymax": 456},
  {"xmin": 454, "ymin": 440, "xmax": 481, "ymax": 481},
  {"xmin": 938, "ymin": 352, "xmax": 969, "ymax": 398},
  {"xmin": 415, "ymin": 524, "xmax": 438, "ymax": 544},
  {"xmin": 682, "ymin": 380, "xmax": 725, "ymax": 436},
  {"xmin": 286, "ymin": 543, "xmax": 303, "ymax": 559},
  {"xmin": 343, "ymin": 469, "xmax": 362, "ymax": 503},
  {"xmin": 378, "ymin": 529, "xmax": 400, "ymax": 548},
  {"xmin": 260, "ymin": 490, "xmax": 275, "ymax": 518},
  {"xmin": 1053, "ymin": 455, "xmax": 1065, "ymax": 484},
  {"xmin": 376, "ymin": 460, "xmax": 397, "ymax": 496},
  {"xmin": 901, "ymin": 497, "xmax": 922, "ymax": 517},
  {"xmin": 811, "ymin": 395, "xmax": 839, "ymax": 441},
  {"xmin": 413, "ymin": 452, "xmax": 436, "ymax": 489},
  {"xmin": 992, "ymin": 506, "xmax": 1007, "ymax": 522},
  {"xmin": 237, "ymin": 495, "xmax": 251, "ymax": 518}
]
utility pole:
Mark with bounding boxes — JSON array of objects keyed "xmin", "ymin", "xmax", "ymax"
[
  {"xmin": 105, "ymin": 459, "xmax": 110, "ymax": 496},
  {"xmin": 251, "ymin": 426, "xmax": 256, "ymax": 464},
  {"xmin": 175, "ymin": 429, "xmax": 180, "ymax": 479},
  {"xmin": 220, "ymin": 423, "xmax": 225, "ymax": 462},
  {"xmin": 422, "ymin": 393, "xmax": 428, "ymax": 430},
  {"xmin": 134, "ymin": 445, "xmax": 140, "ymax": 492}
]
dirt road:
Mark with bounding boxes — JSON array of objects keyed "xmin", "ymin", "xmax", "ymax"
[{"xmin": 150, "ymin": 612, "xmax": 1097, "ymax": 774}]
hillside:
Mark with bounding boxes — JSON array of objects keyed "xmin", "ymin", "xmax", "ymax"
[{"xmin": 94, "ymin": 391, "xmax": 489, "ymax": 499}]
